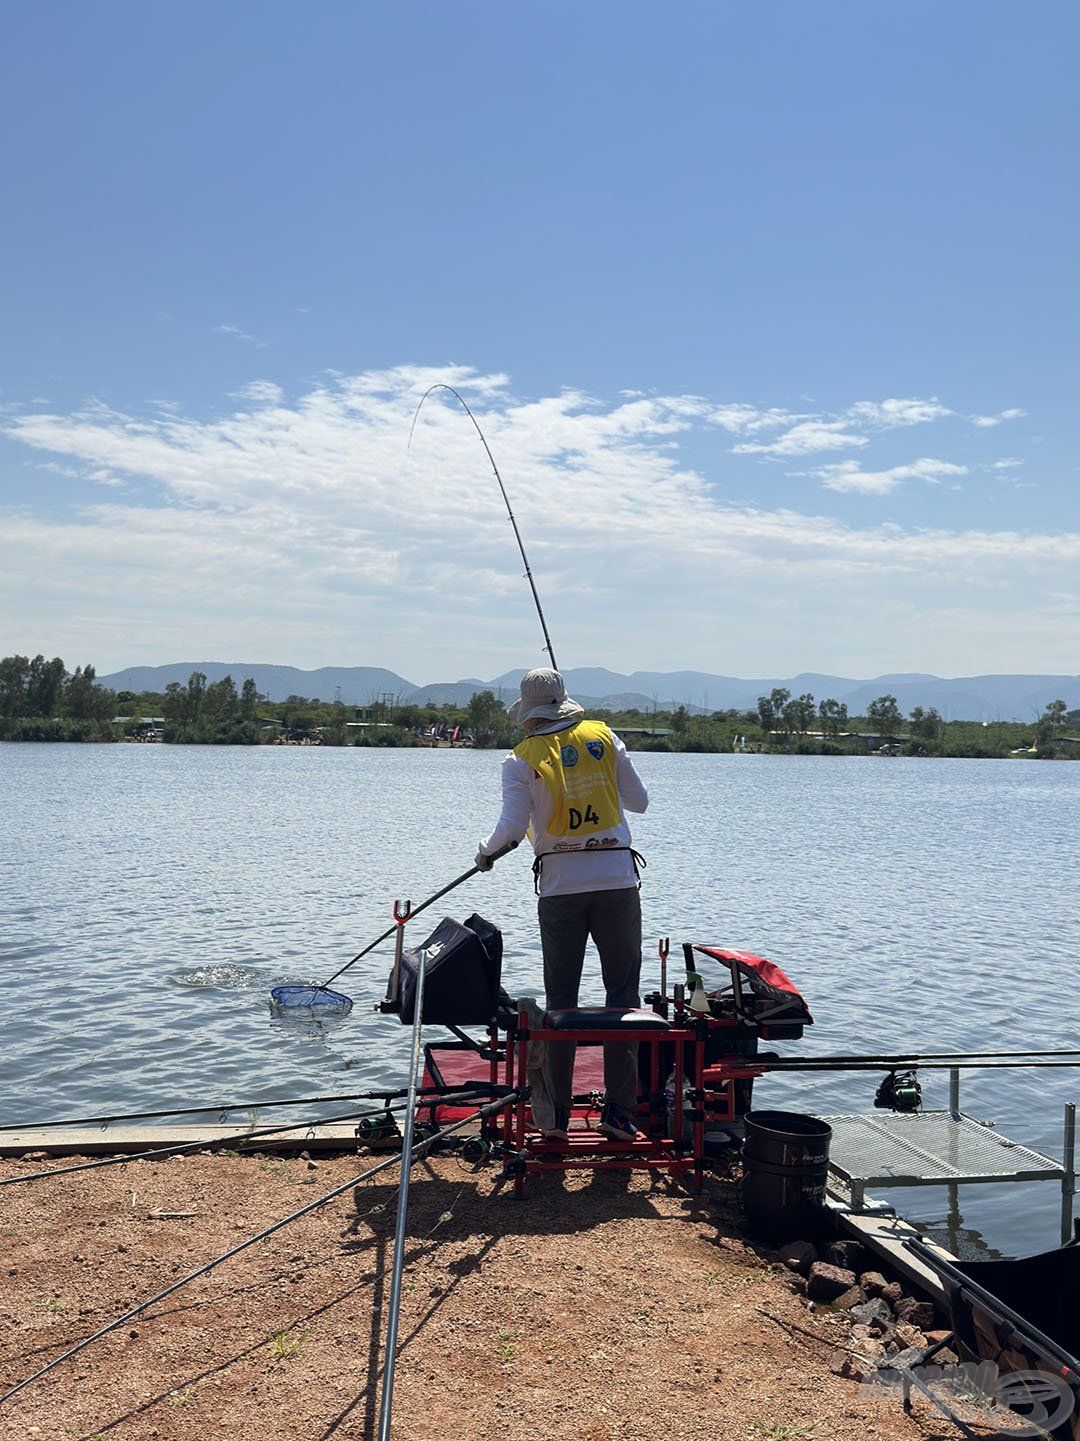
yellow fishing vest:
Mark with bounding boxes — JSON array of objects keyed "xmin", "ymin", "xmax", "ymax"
[{"xmin": 513, "ymin": 720, "xmax": 623, "ymax": 840}]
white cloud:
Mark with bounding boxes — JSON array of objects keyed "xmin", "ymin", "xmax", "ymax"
[
  {"xmin": 992, "ymin": 458, "xmax": 1023, "ymax": 471},
  {"xmin": 0, "ymin": 367, "xmax": 1074, "ymax": 675},
  {"xmin": 733, "ymin": 419, "xmax": 867, "ymax": 457},
  {"xmin": 810, "ymin": 458, "xmax": 968, "ymax": 495},
  {"xmin": 729, "ymin": 395, "xmax": 952, "ymax": 457},
  {"xmin": 230, "ymin": 380, "xmax": 284, "ymax": 406},
  {"xmin": 214, "ymin": 323, "xmax": 265, "ymax": 348},
  {"xmin": 846, "ymin": 397, "xmax": 952, "ymax": 427},
  {"xmin": 971, "ymin": 408, "xmax": 1027, "ymax": 428}
]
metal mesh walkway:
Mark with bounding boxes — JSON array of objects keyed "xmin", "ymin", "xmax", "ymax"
[{"xmin": 820, "ymin": 1110, "xmax": 1065, "ymax": 1209}]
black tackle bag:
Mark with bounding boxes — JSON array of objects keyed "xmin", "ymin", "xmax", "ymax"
[{"xmin": 389, "ymin": 913, "xmax": 503, "ymax": 1026}]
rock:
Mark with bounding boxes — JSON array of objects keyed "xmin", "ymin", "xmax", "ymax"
[
  {"xmin": 885, "ymin": 1345, "xmax": 924, "ymax": 1371},
  {"xmin": 838, "ymin": 1354, "xmax": 866, "ymax": 1381},
  {"xmin": 838, "ymin": 1349, "xmax": 884, "ymax": 1382},
  {"xmin": 807, "ymin": 1262, "xmax": 857, "ymax": 1301},
  {"xmin": 777, "ymin": 1239, "xmax": 818, "ymax": 1276},
  {"xmin": 896, "ymin": 1297, "xmax": 936, "ymax": 1329},
  {"xmin": 924, "ymin": 1328, "xmax": 953, "ymax": 1347},
  {"xmin": 851, "ymin": 1323, "xmax": 875, "ymax": 1341},
  {"xmin": 859, "ymin": 1270, "xmax": 888, "ymax": 1297},
  {"xmin": 850, "ymin": 1297, "xmax": 895, "ymax": 1334},
  {"xmin": 22, "ymin": 1151, "xmax": 48, "ymax": 1162},
  {"xmin": 881, "ymin": 1281, "xmax": 905, "ymax": 1308},
  {"xmin": 826, "ymin": 1240, "xmax": 869, "ymax": 1272},
  {"xmin": 833, "ymin": 1285, "xmax": 866, "ymax": 1310},
  {"xmin": 895, "ymin": 1323, "xmax": 927, "ymax": 1349}
]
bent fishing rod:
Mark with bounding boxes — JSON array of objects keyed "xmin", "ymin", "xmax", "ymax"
[
  {"xmin": 0, "ymin": 1088, "xmax": 522, "ymax": 1407},
  {"xmin": 409, "ymin": 382, "xmax": 557, "ymax": 670}
]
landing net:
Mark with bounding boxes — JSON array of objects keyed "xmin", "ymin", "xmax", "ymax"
[{"xmin": 270, "ymin": 984, "xmax": 353, "ymax": 1015}]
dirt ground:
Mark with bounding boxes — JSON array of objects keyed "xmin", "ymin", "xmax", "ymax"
[{"xmin": 0, "ymin": 1149, "xmax": 973, "ymax": 1441}]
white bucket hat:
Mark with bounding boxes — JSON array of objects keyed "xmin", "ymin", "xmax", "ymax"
[{"xmin": 506, "ymin": 667, "xmax": 584, "ymax": 727}]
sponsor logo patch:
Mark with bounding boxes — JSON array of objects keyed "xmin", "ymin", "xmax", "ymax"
[{"xmin": 560, "ymin": 745, "xmax": 578, "ymax": 767}]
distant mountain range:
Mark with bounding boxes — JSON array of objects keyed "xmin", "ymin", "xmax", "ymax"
[{"xmin": 98, "ymin": 662, "xmax": 1080, "ymax": 722}]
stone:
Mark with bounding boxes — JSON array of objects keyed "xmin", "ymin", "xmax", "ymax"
[
  {"xmin": 895, "ymin": 1323, "xmax": 927, "ymax": 1349},
  {"xmin": 850, "ymin": 1323, "xmax": 876, "ymax": 1341},
  {"xmin": 896, "ymin": 1297, "xmax": 936, "ymax": 1329},
  {"xmin": 826, "ymin": 1240, "xmax": 870, "ymax": 1272},
  {"xmin": 777, "ymin": 1239, "xmax": 818, "ymax": 1276},
  {"xmin": 923, "ymin": 1329, "xmax": 953, "ymax": 1347},
  {"xmin": 833, "ymin": 1285, "xmax": 867, "ymax": 1310},
  {"xmin": 859, "ymin": 1270, "xmax": 888, "ymax": 1297},
  {"xmin": 886, "ymin": 1345, "xmax": 925, "ymax": 1371},
  {"xmin": 850, "ymin": 1297, "xmax": 895, "ymax": 1334},
  {"xmin": 838, "ymin": 1354, "xmax": 870, "ymax": 1382},
  {"xmin": 881, "ymin": 1281, "xmax": 905, "ymax": 1308},
  {"xmin": 806, "ymin": 1262, "xmax": 857, "ymax": 1301}
]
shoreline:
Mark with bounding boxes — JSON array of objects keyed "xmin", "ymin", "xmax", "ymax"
[
  {"xmin": 1, "ymin": 736, "xmax": 1075, "ymax": 760},
  {"xmin": 0, "ymin": 1151, "xmax": 954, "ymax": 1440}
]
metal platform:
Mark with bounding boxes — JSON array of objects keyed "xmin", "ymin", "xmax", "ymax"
[{"xmin": 821, "ymin": 1108, "xmax": 1076, "ymax": 1242}]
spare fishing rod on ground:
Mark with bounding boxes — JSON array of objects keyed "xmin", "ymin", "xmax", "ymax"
[
  {"xmin": 377, "ymin": 904, "xmax": 433, "ymax": 1441},
  {"xmin": 0, "ymin": 1087, "xmax": 523, "ymax": 1407},
  {"xmin": 0, "ymin": 1081, "xmax": 502, "ymax": 1134},
  {"xmin": 0, "ymin": 1087, "xmax": 510, "ymax": 1189},
  {"xmin": 270, "ymin": 841, "xmax": 518, "ymax": 1012}
]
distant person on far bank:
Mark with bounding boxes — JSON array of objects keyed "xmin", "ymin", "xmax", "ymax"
[{"xmin": 475, "ymin": 667, "xmax": 649, "ymax": 1142}]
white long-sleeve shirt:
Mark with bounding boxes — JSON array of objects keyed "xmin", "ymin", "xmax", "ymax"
[{"xmin": 480, "ymin": 724, "xmax": 649, "ymax": 897}]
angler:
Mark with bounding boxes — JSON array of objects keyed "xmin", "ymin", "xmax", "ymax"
[{"xmin": 475, "ymin": 666, "xmax": 649, "ymax": 1143}]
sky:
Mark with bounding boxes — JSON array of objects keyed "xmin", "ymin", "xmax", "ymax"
[{"xmin": 1, "ymin": 2, "xmax": 1076, "ymax": 683}]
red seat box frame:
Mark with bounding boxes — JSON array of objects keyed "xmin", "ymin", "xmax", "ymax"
[{"xmin": 500, "ymin": 1002, "xmax": 706, "ymax": 1196}]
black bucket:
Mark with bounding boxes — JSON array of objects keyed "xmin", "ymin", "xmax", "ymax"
[{"xmin": 742, "ymin": 1109, "xmax": 832, "ymax": 1243}]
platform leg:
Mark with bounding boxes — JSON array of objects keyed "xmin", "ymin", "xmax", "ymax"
[{"xmin": 1062, "ymin": 1101, "xmax": 1076, "ymax": 1246}]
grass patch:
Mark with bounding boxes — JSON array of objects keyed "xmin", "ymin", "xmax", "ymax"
[
  {"xmin": 752, "ymin": 1424, "xmax": 819, "ymax": 1440},
  {"xmin": 268, "ymin": 1327, "xmax": 312, "ymax": 1360}
]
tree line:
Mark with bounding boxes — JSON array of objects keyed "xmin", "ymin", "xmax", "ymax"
[
  {"xmin": 0, "ymin": 654, "xmax": 116, "ymax": 740},
  {"xmin": 0, "ymin": 654, "xmax": 1074, "ymax": 757}
]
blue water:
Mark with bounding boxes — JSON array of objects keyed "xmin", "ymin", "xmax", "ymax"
[{"xmin": 1, "ymin": 744, "xmax": 1076, "ymax": 1255}]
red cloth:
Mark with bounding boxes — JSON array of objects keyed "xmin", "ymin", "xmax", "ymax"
[{"xmin": 694, "ymin": 945, "xmax": 812, "ymax": 1018}]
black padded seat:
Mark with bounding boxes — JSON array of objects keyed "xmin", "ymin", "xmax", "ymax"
[{"xmin": 542, "ymin": 1006, "xmax": 670, "ymax": 1031}]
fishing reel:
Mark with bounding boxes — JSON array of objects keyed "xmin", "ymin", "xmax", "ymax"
[
  {"xmin": 356, "ymin": 1111, "xmax": 403, "ymax": 1147},
  {"xmin": 874, "ymin": 1068, "xmax": 922, "ymax": 1113}
]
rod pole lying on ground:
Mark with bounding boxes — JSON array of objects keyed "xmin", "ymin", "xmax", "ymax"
[
  {"xmin": 0, "ymin": 1089, "xmax": 505, "ymax": 1188},
  {"xmin": 0, "ymin": 1082, "xmax": 501, "ymax": 1135},
  {"xmin": 321, "ymin": 841, "xmax": 518, "ymax": 993},
  {"xmin": 0, "ymin": 1091, "xmax": 519, "ymax": 1406},
  {"xmin": 378, "ymin": 927, "xmax": 431, "ymax": 1441},
  {"xmin": 0, "ymin": 1105, "xmax": 382, "ymax": 1188}
]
